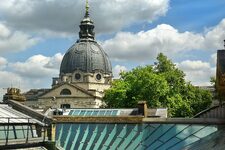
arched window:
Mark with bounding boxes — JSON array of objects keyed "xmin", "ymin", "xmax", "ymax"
[{"xmin": 60, "ymin": 89, "xmax": 71, "ymax": 95}]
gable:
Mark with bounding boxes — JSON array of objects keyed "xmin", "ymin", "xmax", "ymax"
[{"xmin": 40, "ymin": 83, "xmax": 94, "ymax": 98}]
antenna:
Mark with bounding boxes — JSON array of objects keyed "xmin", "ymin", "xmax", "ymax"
[{"xmin": 85, "ymin": 0, "xmax": 89, "ymax": 17}]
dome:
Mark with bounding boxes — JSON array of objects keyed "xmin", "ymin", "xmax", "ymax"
[
  {"xmin": 60, "ymin": 41, "xmax": 112, "ymax": 74},
  {"xmin": 60, "ymin": 2, "xmax": 112, "ymax": 75}
]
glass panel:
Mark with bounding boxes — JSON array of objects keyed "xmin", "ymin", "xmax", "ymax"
[
  {"xmin": 147, "ymin": 141, "xmax": 163, "ymax": 150},
  {"xmin": 98, "ymin": 111, "xmax": 105, "ymax": 116},
  {"xmin": 14, "ymin": 126, "xmax": 23, "ymax": 130},
  {"xmin": 0, "ymin": 126, "xmax": 5, "ymax": 130},
  {"xmin": 105, "ymin": 110, "xmax": 112, "ymax": 116},
  {"xmin": 23, "ymin": 126, "xmax": 33, "ymax": 138},
  {"xmin": 85, "ymin": 110, "xmax": 93, "ymax": 116},
  {"xmin": 68, "ymin": 110, "xmax": 74, "ymax": 115},
  {"xmin": 118, "ymin": 125, "xmax": 138, "ymax": 149},
  {"xmin": 111, "ymin": 110, "xmax": 118, "ymax": 116},
  {"xmin": 157, "ymin": 137, "xmax": 180, "ymax": 149},
  {"xmin": 73, "ymin": 110, "xmax": 80, "ymax": 116},
  {"xmin": 79, "ymin": 110, "xmax": 86, "ymax": 116},
  {"xmin": 93, "ymin": 125, "xmax": 107, "ymax": 149},
  {"xmin": 16, "ymin": 130, "xmax": 25, "ymax": 139},
  {"xmin": 8, "ymin": 130, "xmax": 15, "ymax": 139},
  {"xmin": 92, "ymin": 110, "xmax": 99, "ymax": 116},
  {"xmin": 143, "ymin": 124, "xmax": 173, "ymax": 147},
  {"xmin": 159, "ymin": 124, "xmax": 187, "ymax": 142},
  {"xmin": 194, "ymin": 126, "xmax": 217, "ymax": 138},
  {"xmin": 0, "ymin": 130, "xmax": 6, "ymax": 139},
  {"xmin": 176, "ymin": 125, "xmax": 205, "ymax": 139},
  {"xmin": 169, "ymin": 135, "xmax": 199, "ymax": 150},
  {"xmin": 65, "ymin": 124, "xmax": 80, "ymax": 150},
  {"xmin": 112, "ymin": 125, "xmax": 127, "ymax": 148},
  {"xmin": 85, "ymin": 125, "xmax": 98, "ymax": 150}
]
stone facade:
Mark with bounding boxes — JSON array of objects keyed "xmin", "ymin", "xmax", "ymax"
[
  {"xmin": 24, "ymin": 2, "xmax": 112, "ymax": 109},
  {"xmin": 37, "ymin": 83, "xmax": 103, "ymax": 109}
]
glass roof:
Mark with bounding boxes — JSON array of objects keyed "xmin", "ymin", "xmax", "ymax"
[
  {"xmin": 0, "ymin": 104, "xmax": 40, "ymax": 124},
  {"xmin": 68, "ymin": 109, "xmax": 119, "ymax": 116},
  {"xmin": 55, "ymin": 123, "xmax": 218, "ymax": 150}
]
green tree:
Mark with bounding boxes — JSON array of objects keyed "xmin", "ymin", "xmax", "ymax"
[{"xmin": 103, "ymin": 53, "xmax": 212, "ymax": 117}]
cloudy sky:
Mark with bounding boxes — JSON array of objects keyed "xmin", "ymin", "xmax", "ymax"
[{"xmin": 0, "ymin": 0, "xmax": 225, "ymax": 97}]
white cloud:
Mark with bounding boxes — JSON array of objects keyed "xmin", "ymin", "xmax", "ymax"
[
  {"xmin": 103, "ymin": 24, "xmax": 204, "ymax": 61},
  {"xmin": 210, "ymin": 53, "xmax": 217, "ymax": 66},
  {"xmin": 113, "ymin": 65, "xmax": 127, "ymax": 78},
  {"xmin": 0, "ymin": 53, "xmax": 64, "ymax": 98},
  {"xmin": 204, "ymin": 19, "xmax": 225, "ymax": 50},
  {"xmin": 0, "ymin": 71, "xmax": 23, "ymax": 88},
  {"xmin": 0, "ymin": 0, "xmax": 169, "ymax": 35},
  {"xmin": 0, "ymin": 23, "xmax": 10, "ymax": 37},
  {"xmin": 102, "ymin": 18, "xmax": 225, "ymax": 62},
  {"xmin": 179, "ymin": 60, "xmax": 210, "ymax": 71},
  {"xmin": 177, "ymin": 60, "xmax": 215, "ymax": 86},
  {"xmin": 44, "ymin": 53, "xmax": 64, "ymax": 69},
  {"xmin": 0, "ymin": 23, "xmax": 40, "ymax": 54},
  {"xmin": 9, "ymin": 53, "xmax": 63, "ymax": 78},
  {"xmin": 0, "ymin": 57, "xmax": 7, "ymax": 70}
]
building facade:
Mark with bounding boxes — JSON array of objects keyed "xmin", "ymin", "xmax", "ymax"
[{"xmin": 25, "ymin": 2, "xmax": 112, "ymax": 109}]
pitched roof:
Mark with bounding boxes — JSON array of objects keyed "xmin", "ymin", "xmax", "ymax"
[{"xmin": 40, "ymin": 82, "xmax": 101, "ymax": 99}]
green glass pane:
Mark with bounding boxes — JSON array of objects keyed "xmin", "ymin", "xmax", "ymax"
[
  {"xmin": 159, "ymin": 124, "xmax": 187, "ymax": 142},
  {"xmin": 98, "ymin": 110, "xmax": 105, "ymax": 116},
  {"xmin": 157, "ymin": 137, "xmax": 180, "ymax": 149},
  {"xmin": 111, "ymin": 110, "xmax": 118, "ymax": 116},
  {"xmin": 194, "ymin": 126, "xmax": 217, "ymax": 138},
  {"xmin": 147, "ymin": 141, "xmax": 163, "ymax": 150},
  {"xmin": 85, "ymin": 125, "xmax": 98, "ymax": 150},
  {"xmin": 73, "ymin": 110, "xmax": 80, "ymax": 116},
  {"xmin": 15, "ymin": 126, "xmax": 23, "ymax": 130},
  {"xmin": 65, "ymin": 124, "xmax": 80, "ymax": 150},
  {"xmin": 118, "ymin": 125, "xmax": 138, "ymax": 149},
  {"xmin": 8, "ymin": 130, "xmax": 15, "ymax": 139},
  {"xmin": 92, "ymin": 110, "xmax": 99, "ymax": 116},
  {"xmin": 169, "ymin": 135, "xmax": 199, "ymax": 150},
  {"xmin": 0, "ymin": 130, "xmax": 6, "ymax": 139},
  {"xmin": 105, "ymin": 110, "xmax": 112, "ymax": 116},
  {"xmin": 93, "ymin": 125, "xmax": 107, "ymax": 149},
  {"xmin": 68, "ymin": 110, "xmax": 74, "ymax": 115},
  {"xmin": 16, "ymin": 130, "xmax": 25, "ymax": 139},
  {"xmin": 110, "ymin": 124, "xmax": 127, "ymax": 149},
  {"xmin": 176, "ymin": 125, "xmax": 205, "ymax": 139},
  {"xmin": 85, "ymin": 110, "xmax": 92, "ymax": 116},
  {"xmin": 79, "ymin": 110, "xmax": 86, "ymax": 116}
]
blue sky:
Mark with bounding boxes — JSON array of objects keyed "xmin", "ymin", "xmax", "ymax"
[{"xmin": 0, "ymin": 0, "xmax": 225, "ymax": 97}]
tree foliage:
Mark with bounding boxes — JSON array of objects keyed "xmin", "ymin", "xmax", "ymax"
[{"xmin": 103, "ymin": 53, "xmax": 212, "ymax": 117}]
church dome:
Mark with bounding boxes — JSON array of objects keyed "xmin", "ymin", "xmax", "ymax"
[
  {"xmin": 60, "ymin": 41, "xmax": 112, "ymax": 74},
  {"xmin": 60, "ymin": 2, "xmax": 112, "ymax": 75}
]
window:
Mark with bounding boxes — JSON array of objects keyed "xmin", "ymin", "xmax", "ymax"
[
  {"xmin": 96, "ymin": 74, "xmax": 102, "ymax": 80},
  {"xmin": 60, "ymin": 89, "xmax": 71, "ymax": 95},
  {"xmin": 61, "ymin": 104, "xmax": 71, "ymax": 109},
  {"xmin": 75, "ymin": 73, "xmax": 81, "ymax": 80}
]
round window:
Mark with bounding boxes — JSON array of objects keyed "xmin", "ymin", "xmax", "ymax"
[
  {"xmin": 96, "ymin": 74, "xmax": 102, "ymax": 80},
  {"xmin": 75, "ymin": 73, "xmax": 81, "ymax": 80}
]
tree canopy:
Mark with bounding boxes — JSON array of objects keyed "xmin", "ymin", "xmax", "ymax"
[{"xmin": 103, "ymin": 53, "xmax": 212, "ymax": 117}]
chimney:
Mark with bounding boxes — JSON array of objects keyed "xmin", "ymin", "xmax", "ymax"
[
  {"xmin": 224, "ymin": 39, "xmax": 225, "ymax": 49},
  {"xmin": 137, "ymin": 101, "xmax": 148, "ymax": 117}
]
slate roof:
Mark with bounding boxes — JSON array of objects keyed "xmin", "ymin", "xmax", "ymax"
[{"xmin": 60, "ymin": 6, "xmax": 112, "ymax": 75}]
